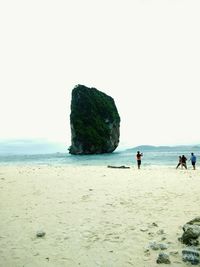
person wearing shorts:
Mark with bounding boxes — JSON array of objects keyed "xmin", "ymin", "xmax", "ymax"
[
  {"xmin": 190, "ymin": 152, "xmax": 196, "ymax": 170},
  {"xmin": 136, "ymin": 151, "xmax": 143, "ymax": 169}
]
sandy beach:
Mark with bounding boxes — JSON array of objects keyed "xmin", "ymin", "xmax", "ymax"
[{"xmin": 0, "ymin": 164, "xmax": 200, "ymax": 266}]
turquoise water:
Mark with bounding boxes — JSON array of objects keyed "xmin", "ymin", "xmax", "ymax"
[{"xmin": 0, "ymin": 146, "xmax": 199, "ymax": 167}]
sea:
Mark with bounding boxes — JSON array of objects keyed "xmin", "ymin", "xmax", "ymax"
[{"xmin": 0, "ymin": 140, "xmax": 199, "ymax": 167}]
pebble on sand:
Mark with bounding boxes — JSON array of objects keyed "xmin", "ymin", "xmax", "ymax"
[{"xmin": 36, "ymin": 231, "xmax": 46, "ymax": 238}]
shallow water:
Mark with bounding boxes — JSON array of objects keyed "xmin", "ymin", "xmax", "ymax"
[{"xmin": 0, "ymin": 147, "xmax": 199, "ymax": 167}]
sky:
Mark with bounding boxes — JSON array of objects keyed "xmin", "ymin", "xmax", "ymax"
[{"xmin": 0, "ymin": 0, "xmax": 200, "ymax": 148}]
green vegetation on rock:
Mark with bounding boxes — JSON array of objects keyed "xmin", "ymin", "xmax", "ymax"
[{"xmin": 69, "ymin": 85, "xmax": 120, "ymax": 154}]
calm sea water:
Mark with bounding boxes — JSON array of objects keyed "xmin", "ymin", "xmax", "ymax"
[{"xmin": 0, "ymin": 146, "xmax": 199, "ymax": 167}]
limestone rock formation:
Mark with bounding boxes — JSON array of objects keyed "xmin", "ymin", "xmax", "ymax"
[{"xmin": 69, "ymin": 85, "xmax": 120, "ymax": 154}]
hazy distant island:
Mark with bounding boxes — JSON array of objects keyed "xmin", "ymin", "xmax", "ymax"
[
  {"xmin": 0, "ymin": 139, "xmax": 199, "ymax": 156},
  {"xmin": 69, "ymin": 85, "xmax": 120, "ymax": 155},
  {"xmin": 127, "ymin": 144, "xmax": 200, "ymax": 152}
]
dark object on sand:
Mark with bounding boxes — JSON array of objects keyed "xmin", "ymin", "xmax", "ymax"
[
  {"xmin": 69, "ymin": 84, "xmax": 120, "ymax": 155},
  {"xmin": 107, "ymin": 165, "xmax": 130, "ymax": 169},
  {"xmin": 180, "ymin": 217, "xmax": 200, "ymax": 245},
  {"xmin": 187, "ymin": 217, "xmax": 200, "ymax": 226},
  {"xmin": 182, "ymin": 248, "xmax": 200, "ymax": 265},
  {"xmin": 156, "ymin": 252, "xmax": 171, "ymax": 264},
  {"xmin": 36, "ymin": 231, "xmax": 46, "ymax": 238}
]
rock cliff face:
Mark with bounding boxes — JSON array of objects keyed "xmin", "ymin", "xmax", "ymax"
[{"xmin": 69, "ymin": 85, "xmax": 120, "ymax": 154}]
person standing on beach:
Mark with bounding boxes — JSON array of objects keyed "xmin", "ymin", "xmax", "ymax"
[
  {"xmin": 136, "ymin": 151, "xmax": 143, "ymax": 169},
  {"xmin": 176, "ymin": 156, "xmax": 182, "ymax": 169},
  {"xmin": 190, "ymin": 152, "xmax": 196, "ymax": 170},
  {"xmin": 181, "ymin": 155, "xmax": 187, "ymax": 169}
]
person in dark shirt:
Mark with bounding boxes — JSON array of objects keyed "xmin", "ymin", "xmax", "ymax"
[
  {"xmin": 181, "ymin": 155, "xmax": 187, "ymax": 169},
  {"xmin": 136, "ymin": 151, "xmax": 143, "ymax": 169},
  {"xmin": 176, "ymin": 156, "xmax": 182, "ymax": 169}
]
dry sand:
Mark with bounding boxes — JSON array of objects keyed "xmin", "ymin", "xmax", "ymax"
[{"xmin": 0, "ymin": 164, "xmax": 200, "ymax": 266}]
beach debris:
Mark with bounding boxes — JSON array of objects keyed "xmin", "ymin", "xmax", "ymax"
[
  {"xmin": 33, "ymin": 253, "xmax": 40, "ymax": 256},
  {"xmin": 140, "ymin": 227, "xmax": 148, "ymax": 232},
  {"xmin": 179, "ymin": 217, "xmax": 200, "ymax": 264},
  {"xmin": 144, "ymin": 247, "xmax": 150, "ymax": 255},
  {"xmin": 107, "ymin": 165, "xmax": 130, "ymax": 169},
  {"xmin": 148, "ymin": 241, "xmax": 168, "ymax": 251},
  {"xmin": 181, "ymin": 226, "xmax": 200, "ymax": 246},
  {"xmin": 36, "ymin": 230, "xmax": 46, "ymax": 238},
  {"xmin": 157, "ymin": 229, "xmax": 165, "ymax": 235},
  {"xmin": 159, "ymin": 243, "xmax": 168, "ymax": 250},
  {"xmin": 148, "ymin": 232, "xmax": 155, "ymax": 237},
  {"xmin": 152, "ymin": 222, "xmax": 158, "ymax": 227},
  {"xmin": 169, "ymin": 250, "xmax": 179, "ymax": 256},
  {"xmin": 187, "ymin": 217, "xmax": 200, "ymax": 226},
  {"xmin": 182, "ymin": 248, "xmax": 200, "ymax": 265},
  {"xmin": 180, "ymin": 218, "xmax": 200, "ymax": 245},
  {"xmin": 156, "ymin": 252, "xmax": 171, "ymax": 264}
]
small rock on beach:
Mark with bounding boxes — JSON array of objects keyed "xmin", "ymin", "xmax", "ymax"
[
  {"xmin": 156, "ymin": 252, "xmax": 171, "ymax": 264},
  {"xmin": 36, "ymin": 231, "xmax": 46, "ymax": 238}
]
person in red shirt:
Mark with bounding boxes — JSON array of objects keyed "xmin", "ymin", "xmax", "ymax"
[{"xmin": 136, "ymin": 151, "xmax": 143, "ymax": 169}]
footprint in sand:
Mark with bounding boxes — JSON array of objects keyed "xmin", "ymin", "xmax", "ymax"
[
  {"xmin": 81, "ymin": 195, "xmax": 90, "ymax": 201},
  {"xmin": 82, "ymin": 230, "xmax": 100, "ymax": 245},
  {"xmin": 103, "ymin": 231, "xmax": 124, "ymax": 243}
]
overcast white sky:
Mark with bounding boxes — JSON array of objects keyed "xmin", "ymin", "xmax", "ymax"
[{"xmin": 0, "ymin": 0, "xmax": 200, "ymax": 147}]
